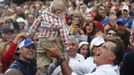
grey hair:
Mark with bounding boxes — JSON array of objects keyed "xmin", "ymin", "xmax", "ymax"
[{"xmin": 68, "ymin": 35, "xmax": 79, "ymax": 43}]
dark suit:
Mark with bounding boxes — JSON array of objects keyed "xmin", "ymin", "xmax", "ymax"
[{"xmin": 120, "ymin": 52, "xmax": 134, "ymax": 75}]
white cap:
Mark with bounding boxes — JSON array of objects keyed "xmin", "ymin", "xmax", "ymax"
[
  {"xmin": 79, "ymin": 41, "xmax": 89, "ymax": 48},
  {"xmin": 122, "ymin": 4, "xmax": 129, "ymax": 12},
  {"xmin": 16, "ymin": 17, "xmax": 27, "ymax": 24},
  {"xmin": 90, "ymin": 35, "xmax": 105, "ymax": 50}
]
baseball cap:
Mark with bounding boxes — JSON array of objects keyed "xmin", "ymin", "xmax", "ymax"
[
  {"xmin": 16, "ymin": 17, "xmax": 27, "ymax": 24},
  {"xmin": 117, "ymin": 18, "xmax": 127, "ymax": 26},
  {"xmin": 98, "ymin": 5, "xmax": 105, "ymax": 13},
  {"xmin": 90, "ymin": 35, "xmax": 105, "ymax": 50},
  {"xmin": 99, "ymin": 6, "xmax": 105, "ymax": 11},
  {"xmin": 18, "ymin": 38, "xmax": 35, "ymax": 49}
]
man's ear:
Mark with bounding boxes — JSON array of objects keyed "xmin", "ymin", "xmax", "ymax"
[
  {"xmin": 18, "ymin": 48, "xmax": 22, "ymax": 53},
  {"xmin": 109, "ymin": 53, "xmax": 116, "ymax": 61}
]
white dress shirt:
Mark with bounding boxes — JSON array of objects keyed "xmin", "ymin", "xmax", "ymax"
[
  {"xmin": 73, "ymin": 56, "xmax": 97, "ymax": 75},
  {"xmin": 72, "ymin": 64, "xmax": 118, "ymax": 75}
]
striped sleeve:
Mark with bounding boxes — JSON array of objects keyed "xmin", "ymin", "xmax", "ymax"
[{"xmin": 59, "ymin": 22, "xmax": 70, "ymax": 51}]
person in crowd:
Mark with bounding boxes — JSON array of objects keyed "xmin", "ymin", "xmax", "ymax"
[
  {"xmin": 78, "ymin": 41, "xmax": 90, "ymax": 59},
  {"xmin": 116, "ymin": 18, "xmax": 130, "ymax": 48},
  {"xmin": 98, "ymin": 5, "xmax": 109, "ymax": 25},
  {"xmin": 16, "ymin": 17, "xmax": 28, "ymax": 32},
  {"xmin": 0, "ymin": 60, "xmax": 3, "ymax": 75},
  {"xmin": 103, "ymin": 14, "xmax": 118, "ymax": 33},
  {"xmin": 26, "ymin": 13, "xmax": 35, "ymax": 27},
  {"xmin": 120, "ymin": 32, "xmax": 134, "ymax": 75},
  {"xmin": 120, "ymin": 51, "xmax": 134, "ymax": 75},
  {"xmin": 44, "ymin": 37, "xmax": 125, "ymax": 75},
  {"xmin": 71, "ymin": 24, "xmax": 82, "ymax": 42},
  {"xmin": 119, "ymin": 8, "xmax": 132, "ymax": 29},
  {"xmin": 51, "ymin": 35, "xmax": 85, "ymax": 75},
  {"xmin": 129, "ymin": 10, "xmax": 134, "ymax": 30},
  {"xmin": 1, "ymin": 32, "xmax": 26, "ymax": 73},
  {"xmin": 82, "ymin": 21, "xmax": 97, "ymax": 43},
  {"xmin": 27, "ymin": 0, "xmax": 70, "ymax": 74},
  {"xmin": 106, "ymin": 28, "xmax": 117, "ymax": 40},
  {"xmin": 69, "ymin": 16, "xmax": 81, "ymax": 34},
  {"xmin": 0, "ymin": 28, "xmax": 14, "ymax": 56},
  {"xmin": 4, "ymin": 38, "xmax": 37, "ymax": 75},
  {"xmin": 127, "ymin": 32, "xmax": 134, "ymax": 54}
]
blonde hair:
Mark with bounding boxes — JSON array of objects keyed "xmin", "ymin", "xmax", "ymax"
[{"xmin": 50, "ymin": 0, "xmax": 68, "ymax": 13}]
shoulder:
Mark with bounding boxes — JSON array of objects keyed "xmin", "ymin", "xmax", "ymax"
[
  {"xmin": 76, "ymin": 53, "xmax": 84, "ymax": 58},
  {"xmin": 9, "ymin": 62, "xmax": 20, "ymax": 69},
  {"xmin": 4, "ymin": 68, "xmax": 23, "ymax": 75},
  {"xmin": 9, "ymin": 61, "xmax": 23, "ymax": 72},
  {"xmin": 76, "ymin": 53, "xmax": 85, "ymax": 61}
]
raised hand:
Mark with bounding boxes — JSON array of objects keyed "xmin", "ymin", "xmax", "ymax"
[{"xmin": 41, "ymin": 40, "xmax": 62, "ymax": 58}]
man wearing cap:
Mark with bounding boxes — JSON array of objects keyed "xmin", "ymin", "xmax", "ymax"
[
  {"xmin": 117, "ymin": 18, "xmax": 130, "ymax": 47},
  {"xmin": 16, "ymin": 17, "xmax": 28, "ymax": 32},
  {"xmin": 98, "ymin": 5, "xmax": 109, "ymax": 25},
  {"xmin": 65, "ymin": 35, "xmax": 105, "ymax": 75},
  {"xmin": 49, "ymin": 35, "xmax": 104, "ymax": 75},
  {"xmin": 4, "ymin": 38, "xmax": 37, "ymax": 75},
  {"xmin": 1, "ymin": 32, "xmax": 25, "ymax": 73},
  {"xmin": 119, "ymin": 9, "xmax": 132, "ymax": 29}
]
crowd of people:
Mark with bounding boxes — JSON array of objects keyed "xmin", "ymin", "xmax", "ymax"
[{"xmin": 0, "ymin": 0, "xmax": 134, "ymax": 75}]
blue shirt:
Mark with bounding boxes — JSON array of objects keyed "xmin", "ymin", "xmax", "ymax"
[
  {"xmin": 9, "ymin": 59, "xmax": 37, "ymax": 75},
  {"xmin": 119, "ymin": 16, "xmax": 133, "ymax": 29}
]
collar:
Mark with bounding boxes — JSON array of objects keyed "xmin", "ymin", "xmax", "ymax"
[{"xmin": 17, "ymin": 59, "xmax": 31, "ymax": 65}]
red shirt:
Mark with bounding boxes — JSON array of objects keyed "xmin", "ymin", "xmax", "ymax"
[{"xmin": 1, "ymin": 42, "xmax": 17, "ymax": 73}]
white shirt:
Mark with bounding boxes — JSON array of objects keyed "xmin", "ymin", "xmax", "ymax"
[
  {"xmin": 113, "ymin": 65, "xmax": 120, "ymax": 75},
  {"xmin": 72, "ymin": 64, "xmax": 118, "ymax": 75},
  {"xmin": 69, "ymin": 53, "xmax": 85, "ymax": 70},
  {"xmin": 73, "ymin": 56, "xmax": 97, "ymax": 75},
  {"xmin": 52, "ymin": 53, "xmax": 85, "ymax": 75}
]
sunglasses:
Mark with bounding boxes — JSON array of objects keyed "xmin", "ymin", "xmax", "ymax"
[{"xmin": 107, "ymin": 33, "xmax": 116, "ymax": 36}]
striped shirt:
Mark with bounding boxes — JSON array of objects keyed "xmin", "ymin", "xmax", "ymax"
[{"xmin": 27, "ymin": 10, "xmax": 69, "ymax": 51}]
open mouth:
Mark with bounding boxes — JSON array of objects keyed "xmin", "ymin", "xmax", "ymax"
[{"xmin": 97, "ymin": 53, "xmax": 100, "ymax": 56}]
